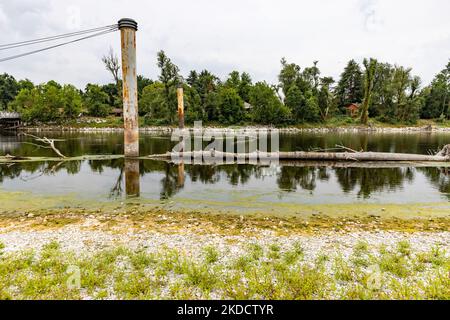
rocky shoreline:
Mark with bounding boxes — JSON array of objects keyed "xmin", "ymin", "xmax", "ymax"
[
  {"xmin": 0, "ymin": 207, "xmax": 448, "ymax": 299},
  {"xmin": 19, "ymin": 124, "xmax": 450, "ymax": 134},
  {"xmin": 0, "ymin": 221, "xmax": 448, "ymax": 299},
  {"xmin": 1, "ymin": 223, "xmax": 448, "ymax": 259}
]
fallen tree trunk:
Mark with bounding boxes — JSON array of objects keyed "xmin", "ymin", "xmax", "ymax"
[
  {"xmin": 2, "ymin": 145, "xmax": 449, "ymax": 165},
  {"xmin": 156, "ymin": 159, "xmax": 450, "ymax": 168},
  {"xmin": 0, "ymin": 154, "xmax": 124, "ymax": 163},
  {"xmin": 148, "ymin": 144, "xmax": 450, "ymax": 163}
]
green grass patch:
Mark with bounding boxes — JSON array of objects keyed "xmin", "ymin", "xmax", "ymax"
[{"xmin": 0, "ymin": 240, "xmax": 448, "ymax": 300}]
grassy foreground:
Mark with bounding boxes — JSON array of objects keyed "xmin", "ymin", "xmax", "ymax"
[{"xmin": 0, "ymin": 239, "xmax": 448, "ymax": 300}]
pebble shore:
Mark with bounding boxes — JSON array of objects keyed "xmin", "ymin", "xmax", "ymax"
[
  {"xmin": 1, "ymin": 223, "xmax": 448, "ymax": 263},
  {"xmin": 21, "ymin": 125, "xmax": 450, "ymax": 134}
]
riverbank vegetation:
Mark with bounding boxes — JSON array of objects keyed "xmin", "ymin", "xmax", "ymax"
[
  {"xmin": 0, "ymin": 200, "xmax": 448, "ymax": 299},
  {"xmin": 0, "ymin": 239, "xmax": 448, "ymax": 299},
  {"xmin": 1, "ymin": 52, "xmax": 448, "ymax": 127}
]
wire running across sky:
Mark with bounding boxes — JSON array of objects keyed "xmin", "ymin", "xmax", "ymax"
[{"xmin": 0, "ymin": 24, "xmax": 118, "ymax": 63}]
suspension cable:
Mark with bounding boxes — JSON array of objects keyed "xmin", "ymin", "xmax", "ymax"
[
  {"xmin": 0, "ymin": 24, "xmax": 118, "ymax": 50},
  {"xmin": 0, "ymin": 28, "xmax": 118, "ymax": 63}
]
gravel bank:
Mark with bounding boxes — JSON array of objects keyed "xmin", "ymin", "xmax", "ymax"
[
  {"xmin": 21, "ymin": 125, "xmax": 450, "ymax": 134},
  {"xmin": 1, "ymin": 224, "xmax": 448, "ymax": 261}
]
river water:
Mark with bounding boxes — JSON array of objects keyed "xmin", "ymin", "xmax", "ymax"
[{"xmin": 1, "ymin": 131, "xmax": 450, "ymax": 207}]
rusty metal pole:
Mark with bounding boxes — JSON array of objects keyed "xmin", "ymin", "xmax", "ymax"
[
  {"xmin": 177, "ymin": 85, "xmax": 184, "ymax": 130},
  {"xmin": 177, "ymin": 84, "xmax": 185, "ymax": 154},
  {"xmin": 119, "ymin": 18, "xmax": 139, "ymax": 157},
  {"xmin": 176, "ymin": 86, "xmax": 185, "ymax": 186}
]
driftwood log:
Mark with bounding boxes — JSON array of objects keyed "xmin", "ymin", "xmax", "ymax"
[
  {"xmin": 2, "ymin": 145, "xmax": 450, "ymax": 167},
  {"xmin": 0, "ymin": 155, "xmax": 124, "ymax": 163},
  {"xmin": 148, "ymin": 144, "xmax": 450, "ymax": 163}
]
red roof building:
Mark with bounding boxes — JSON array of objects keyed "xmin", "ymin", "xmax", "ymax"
[{"xmin": 345, "ymin": 103, "xmax": 360, "ymax": 117}]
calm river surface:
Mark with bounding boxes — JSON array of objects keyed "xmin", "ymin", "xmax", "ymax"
[{"xmin": 1, "ymin": 131, "xmax": 450, "ymax": 205}]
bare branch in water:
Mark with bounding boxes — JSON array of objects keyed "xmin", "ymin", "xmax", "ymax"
[{"xmin": 19, "ymin": 133, "xmax": 66, "ymax": 158}]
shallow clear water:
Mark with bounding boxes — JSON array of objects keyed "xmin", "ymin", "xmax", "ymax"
[{"xmin": 1, "ymin": 131, "xmax": 450, "ymax": 205}]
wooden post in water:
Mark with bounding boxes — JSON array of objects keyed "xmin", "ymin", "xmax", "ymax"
[
  {"xmin": 177, "ymin": 84, "xmax": 185, "ymax": 130},
  {"xmin": 176, "ymin": 84, "xmax": 185, "ymax": 185},
  {"xmin": 119, "ymin": 18, "xmax": 139, "ymax": 157}
]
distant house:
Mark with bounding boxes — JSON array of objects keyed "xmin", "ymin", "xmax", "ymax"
[
  {"xmin": 0, "ymin": 111, "xmax": 21, "ymax": 129},
  {"xmin": 345, "ymin": 103, "xmax": 360, "ymax": 118},
  {"xmin": 110, "ymin": 108, "xmax": 123, "ymax": 117}
]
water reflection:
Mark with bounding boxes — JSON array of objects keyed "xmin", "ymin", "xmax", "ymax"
[
  {"xmin": 334, "ymin": 167, "xmax": 414, "ymax": 199},
  {"xmin": 1, "ymin": 158, "xmax": 450, "ymax": 202},
  {"xmin": 1, "ymin": 132, "xmax": 450, "ymax": 203},
  {"xmin": 277, "ymin": 166, "xmax": 330, "ymax": 192},
  {"xmin": 124, "ymin": 159, "xmax": 140, "ymax": 197},
  {"xmin": 3, "ymin": 131, "xmax": 450, "ymax": 158},
  {"xmin": 177, "ymin": 163, "xmax": 185, "ymax": 187},
  {"xmin": 418, "ymin": 167, "xmax": 450, "ymax": 200}
]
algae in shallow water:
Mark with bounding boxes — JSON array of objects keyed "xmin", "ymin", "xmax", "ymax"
[{"xmin": 1, "ymin": 189, "xmax": 450, "ymax": 221}]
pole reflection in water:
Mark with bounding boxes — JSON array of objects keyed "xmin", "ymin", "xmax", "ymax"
[
  {"xmin": 124, "ymin": 159, "xmax": 140, "ymax": 197},
  {"xmin": 177, "ymin": 162, "xmax": 185, "ymax": 187}
]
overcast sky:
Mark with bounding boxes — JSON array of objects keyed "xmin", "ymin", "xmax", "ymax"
[{"xmin": 0, "ymin": 0, "xmax": 449, "ymax": 89}]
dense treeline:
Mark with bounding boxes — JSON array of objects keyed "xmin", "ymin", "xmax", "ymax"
[{"xmin": 1, "ymin": 50, "xmax": 448, "ymax": 126}]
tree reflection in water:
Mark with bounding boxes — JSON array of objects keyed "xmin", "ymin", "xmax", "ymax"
[
  {"xmin": 419, "ymin": 167, "xmax": 450, "ymax": 200},
  {"xmin": 1, "ymin": 159, "xmax": 450, "ymax": 201},
  {"xmin": 334, "ymin": 167, "xmax": 414, "ymax": 199},
  {"xmin": 277, "ymin": 167, "xmax": 330, "ymax": 192}
]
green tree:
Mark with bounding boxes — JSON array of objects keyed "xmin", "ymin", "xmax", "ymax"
[
  {"xmin": 224, "ymin": 71, "xmax": 253, "ymax": 102},
  {"xmin": 40, "ymin": 81, "xmax": 64, "ymax": 120},
  {"xmin": 278, "ymin": 58, "xmax": 323, "ymax": 123},
  {"xmin": 335, "ymin": 59, "xmax": 363, "ymax": 111},
  {"xmin": 360, "ymin": 58, "xmax": 378, "ymax": 125},
  {"xmin": 239, "ymin": 72, "xmax": 253, "ymax": 102},
  {"xmin": 302, "ymin": 60, "xmax": 320, "ymax": 92},
  {"xmin": 249, "ymin": 82, "xmax": 290, "ymax": 124},
  {"xmin": 369, "ymin": 62, "xmax": 423, "ymax": 123},
  {"xmin": 391, "ymin": 66, "xmax": 415, "ymax": 123},
  {"xmin": 285, "ymin": 84, "xmax": 303, "ymax": 119},
  {"xmin": 8, "ymin": 88, "xmax": 39, "ymax": 119},
  {"xmin": 370, "ymin": 62, "xmax": 394, "ymax": 120},
  {"xmin": 18, "ymin": 79, "xmax": 34, "ymax": 91},
  {"xmin": 318, "ymin": 76, "xmax": 335, "ymax": 121},
  {"xmin": 403, "ymin": 75, "xmax": 423, "ymax": 123},
  {"xmin": 187, "ymin": 69, "xmax": 220, "ymax": 121},
  {"xmin": 278, "ymin": 58, "xmax": 301, "ymax": 97},
  {"xmin": 183, "ymin": 85, "xmax": 204, "ymax": 123},
  {"xmin": 0, "ymin": 73, "xmax": 19, "ymax": 110},
  {"xmin": 101, "ymin": 83, "xmax": 121, "ymax": 107},
  {"xmin": 218, "ymin": 87, "xmax": 244, "ymax": 124},
  {"xmin": 11, "ymin": 81, "xmax": 63, "ymax": 122},
  {"xmin": 157, "ymin": 50, "xmax": 180, "ymax": 122},
  {"xmin": 137, "ymin": 75, "xmax": 153, "ymax": 99},
  {"xmin": 225, "ymin": 71, "xmax": 241, "ymax": 90},
  {"xmin": 139, "ymin": 82, "xmax": 169, "ymax": 123},
  {"xmin": 84, "ymin": 84, "xmax": 110, "ymax": 117},
  {"xmin": 62, "ymin": 84, "xmax": 82, "ymax": 118},
  {"xmin": 284, "ymin": 85, "xmax": 320, "ymax": 122},
  {"xmin": 421, "ymin": 61, "xmax": 450, "ymax": 119}
]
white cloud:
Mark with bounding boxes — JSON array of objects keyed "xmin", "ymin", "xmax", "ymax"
[{"xmin": 0, "ymin": 0, "xmax": 448, "ymax": 89}]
